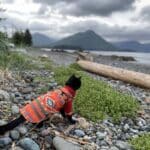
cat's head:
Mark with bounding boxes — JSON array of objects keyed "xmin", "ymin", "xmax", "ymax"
[{"xmin": 65, "ymin": 74, "xmax": 81, "ymax": 90}]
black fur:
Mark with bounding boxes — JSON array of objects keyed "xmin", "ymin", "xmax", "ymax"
[
  {"xmin": 65, "ymin": 74, "xmax": 81, "ymax": 90},
  {"xmin": 0, "ymin": 74, "xmax": 81, "ymax": 135},
  {"xmin": 0, "ymin": 115, "xmax": 25, "ymax": 135}
]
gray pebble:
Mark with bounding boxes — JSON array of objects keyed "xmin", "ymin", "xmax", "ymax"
[
  {"xmin": 17, "ymin": 126, "xmax": 28, "ymax": 135},
  {"xmin": 19, "ymin": 138, "xmax": 40, "ymax": 150},
  {"xmin": 116, "ymin": 141, "xmax": 132, "ymax": 150},
  {"xmin": 96, "ymin": 132, "xmax": 106, "ymax": 140},
  {"xmin": 0, "ymin": 137, "xmax": 12, "ymax": 148},
  {"xmin": 74, "ymin": 129, "xmax": 85, "ymax": 137},
  {"xmin": 11, "ymin": 105, "xmax": 19, "ymax": 114},
  {"xmin": 10, "ymin": 130, "xmax": 20, "ymax": 140}
]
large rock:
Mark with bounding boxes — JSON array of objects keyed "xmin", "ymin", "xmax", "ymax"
[
  {"xmin": 53, "ymin": 136, "xmax": 81, "ymax": 150},
  {"xmin": 0, "ymin": 137, "xmax": 12, "ymax": 148},
  {"xmin": 0, "ymin": 90, "xmax": 10, "ymax": 101},
  {"xmin": 19, "ymin": 138, "xmax": 40, "ymax": 150}
]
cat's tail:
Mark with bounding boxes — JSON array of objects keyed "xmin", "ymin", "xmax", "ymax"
[{"xmin": 0, "ymin": 115, "xmax": 25, "ymax": 135}]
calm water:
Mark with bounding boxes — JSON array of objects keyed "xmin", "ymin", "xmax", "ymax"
[{"xmin": 90, "ymin": 51, "xmax": 150, "ymax": 65}]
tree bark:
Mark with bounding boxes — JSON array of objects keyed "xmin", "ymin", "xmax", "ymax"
[{"xmin": 77, "ymin": 60, "xmax": 150, "ymax": 89}]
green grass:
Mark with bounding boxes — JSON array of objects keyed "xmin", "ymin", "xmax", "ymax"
[
  {"xmin": 54, "ymin": 65, "xmax": 139, "ymax": 122},
  {"xmin": 130, "ymin": 134, "xmax": 150, "ymax": 150},
  {"xmin": 0, "ymin": 51, "xmax": 52, "ymax": 71}
]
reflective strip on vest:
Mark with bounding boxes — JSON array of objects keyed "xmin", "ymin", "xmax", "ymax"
[
  {"xmin": 35, "ymin": 99, "xmax": 48, "ymax": 116},
  {"xmin": 30, "ymin": 102, "xmax": 43, "ymax": 121},
  {"xmin": 21, "ymin": 109, "xmax": 33, "ymax": 122}
]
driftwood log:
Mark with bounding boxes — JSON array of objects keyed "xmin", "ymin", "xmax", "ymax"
[{"xmin": 77, "ymin": 60, "xmax": 150, "ymax": 89}]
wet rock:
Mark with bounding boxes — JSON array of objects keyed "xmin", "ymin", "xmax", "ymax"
[
  {"xmin": 53, "ymin": 136, "xmax": 80, "ymax": 150},
  {"xmin": 19, "ymin": 138, "xmax": 40, "ymax": 150},
  {"xmin": 0, "ymin": 137, "xmax": 12, "ymax": 147},
  {"xmin": 11, "ymin": 105, "xmax": 19, "ymax": 114},
  {"xmin": 0, "ymin": 90, "xmax": 10, "ymax": 101},
  {"xmin": 74, "ymin": 129, "xmax": 85, "ymax": 137},
  {"xmin": 116, "ymin": 141, "xmax": 132, "ymax": 150},
  {"xmin": 10, "ymin": 130, "xmax": 20, "ymax": 140}
]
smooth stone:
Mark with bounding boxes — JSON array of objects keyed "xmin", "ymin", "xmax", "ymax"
[
  {"xmin": 21, "ymin": 87, "xmax": 33, "ymax": 94},
  {"xmin": 123, "ymin": 124, "xmax": 130, "ymax": 131},
  {"xmin": 53, "ymin": 136, "xmax": 80, "ymax": 150},
  {"xmin": 0, "ymin": 137, "xmax": 12, "ymax": 147},
  {"xmin": 74, "ymin": 129, "xmax": 85, "ymax": 137},
  {"xmin": 10, "ymin": 130, "xmax": 20, "ymax": 140},
  {"xmin": 0, "ymin": 120, "xmax": 7, "ymax": 126},
  {"xmin": 17, "ymin": 126, "xmax": 28, "ymax": 135},
  {"xmin": 78, "ymin": 117, "xmax": 89, "ymax": 129},
  {"xmin": 130, "ymin": 128, "xmax": 139, "ymax": 134},
  {"xmin": 96, "ymin": 132, "xmax": 106, "ymax": 140},
  {"xmin": 19, "ymin": 138, "xmax": 40, "ymax": 150},
  {"xmin": 116, "ymin": 141, "xmax": 132, "ymax": 150},
  {"xmin": 15, "ymin": 92, "xmax": 22, "ymax": 97},
  {"xmin": 0, "ymin": 90, "xmax": 10, "ymax": 101},
  {"xmin": 11, "ymin": 105, "xmax": 19, "ymax": 114}
]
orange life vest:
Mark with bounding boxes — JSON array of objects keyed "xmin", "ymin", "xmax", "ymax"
[{"xmin": 20, "ymin": 86, "xmax": 76, "ymax": 123}]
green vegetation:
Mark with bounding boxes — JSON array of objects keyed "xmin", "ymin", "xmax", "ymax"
[
  {"xmin": 0, "ymin": 52, "xmax": 52, "ymax": 71},
  {"xmin": 130, "ymin": 134, "xmax": 150, "ymax": 150},
  {"xmin": 0, "ymin": 32, "xmax": 9, "ymax": 52},
  {"xmin": 54, "ymin": 65, "xmax": 139, "ymax": 122}
]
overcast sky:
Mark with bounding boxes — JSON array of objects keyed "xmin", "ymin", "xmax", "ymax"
[{"xmin": 0, "ymin": 0, "xmax": 150, "ymax": 43}]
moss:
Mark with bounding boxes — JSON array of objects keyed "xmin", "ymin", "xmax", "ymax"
[{"xmin": 130, "ymin": 134, "xmax": 150, "ymax": 150}]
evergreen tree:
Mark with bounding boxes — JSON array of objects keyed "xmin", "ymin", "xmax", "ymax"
[
  {"xmin": 24, "ymin": 29, "xmax": 32, "ymax": 46},
  {"xmin": 12, "ymin": 31, "xmax": 24, "ymax": 46}
]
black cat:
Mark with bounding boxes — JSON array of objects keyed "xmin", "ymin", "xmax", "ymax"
[{"xmin": 0, "ymin": 74, "xmax": 81, "ymax": 135}]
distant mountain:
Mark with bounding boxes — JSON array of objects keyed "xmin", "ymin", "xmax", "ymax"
[
  {"xmin": 113, "ymin": 41, "xmax": 150, "ymax": 52},
  {"xmin": 50, "ymin": 30, "xmax": 118, "ymax": 51},
  {"xmin": 32, "ymin": 33, "xmax": 55, "ymax": 47}
]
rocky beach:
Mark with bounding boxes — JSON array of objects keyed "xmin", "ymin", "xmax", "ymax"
[{"xmin": 0, "ymin": 49, "xmax": 150, "ymax": 150}]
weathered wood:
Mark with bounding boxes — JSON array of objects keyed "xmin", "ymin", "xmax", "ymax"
[{"xmin": 77, "ymin": 60, "xmax": 150, "ymax": 89}]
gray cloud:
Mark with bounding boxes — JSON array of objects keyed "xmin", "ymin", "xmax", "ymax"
[
  {"xmin": 58, "ymin": 19, "xmax": 150, "ymax": 42},
  {"xmin": 29, "ymin": 21, "xmax": 50, "ymax": 31},
  {"xmin": 1, "ymin": 0, "xmax": 14, "ymax": 4},
  {"xmin": 33, "ymin": 0, "xmax": 136, "ymax": 16},
  {"xmin": 140, "ymin": 5, "xmax": 150, "ymax": 21}
]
